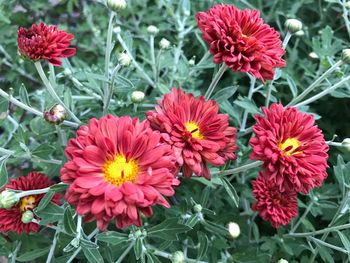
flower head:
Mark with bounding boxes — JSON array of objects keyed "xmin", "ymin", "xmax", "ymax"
[
  {"xmin": 60, "ymin": 115, "xmax": 179, "ymax": 230},
  {"xmin": 252, "ymin": 172, "xmax": 298, "ymax": 228},
  {"xmin": 146, "ymin": 88, "xmax": 237, "ymax": 179},
  {"xmin": 196, "ymin": 4, "xmax": 285, "ymax": 81},
  {"xmin": 18, "ymin": 22, "xmax": 76, "ymax": 66},
  {"xmin": 0, "ymin": 172, "xmax": 61, "ymax": 234},
  {"xmin": 249, "ymin": 103, "xmax": 329, "ymax": 193}
]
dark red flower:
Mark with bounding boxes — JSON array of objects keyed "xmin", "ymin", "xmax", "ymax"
[
  {"xmin": 249, "ymin": 103, "xmax": 329, "ymax": 193},
  {"xmin": 18, "ymin": 22, "xmax": 76, "ymax": 66},
  {"xmin": 196, "ymin": 4, "xmax": 285, "ymax": 81},
  {"xmin": 61, "ymin": 115, "xmax": 179, "ymax": 230},
  {"xmin": 0, "ymin": 172, "xmax": 61, "ymax": 234},
  {"xmin": 252, "ymin": 172, "xmax": 298, "ymax": 228},
  {"xmin": 146, "ymin": 87, "xmax": 237, "ymax": 179}
]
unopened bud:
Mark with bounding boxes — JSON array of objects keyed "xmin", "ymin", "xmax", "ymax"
[
  {"xmin": 294, "ymin": 30, "xmax": 305, "ymax": 37},
  {"xmin": 188, "ymin": 59, "xmax": 195, "ymax": 66},
  {"xmin": 113, "ymin": 26, "xmax": 121, "ymax": 34},
  {"xmin": 285, "ymin": 19, "xmax": 303, "ymax": 34},
  {"xmin": 147, "ymin": 25, "xmax": 159, "ymax": 35},
  {"xmin": 228, "ymin": 222, "xmax": 240, "ymax": 238},
  {"xmin": 345, "ymin": 1, "xmax": 350, "ymax": 10},
  {"xmin": 159, "ymin": 38, "xmax": 170, "ymax": 49},
  {"xmin": 106, "ymin": 0, "xmax": 127, "ymax": 11},
  {"xmin": 277, "ymin": 259, "xmax": 288, "ymax": 263},
  {"xmin": 63, "ymin": 68, "xmax": 72, "ymax": 76},
  {"xmin": 309, "ymin": 52, "xmax": 319, "ymax": 60},
  {"xmin": 342, "ymin": 138, "xmax": 350, "ymax": 151},
  {"xmin": 131, "ymin": 91, "xmax": 145, "ymax": 103},
  {"xmin": 171, "ymin": 251, "xmax": 185, "ymax": 263},
  {"xmin": 21, "ymin": 210, "xmax": 34, "ymax": 224},
  {"xmin": 342, "ymin": 49, "xmax": 350, "ymax": 64},
  {"xmin": 134, "ymin": 229, "xmax": 142, "ymax": 238},
  {"xmin": 44, "ymin": 104, "xmax": 66, "ymax": 124},
  {"xmin": 118, "ymin": 53, "xmax": 132, "ymax": 66},
  {"xmin": 193, "ymin": 204, "xmax": 202, "ymax": 213},
  {"xmin": 0, "ymin": 190, "xmax": 19, "ymax": 209}
]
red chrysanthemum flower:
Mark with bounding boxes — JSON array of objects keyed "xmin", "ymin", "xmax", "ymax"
[
  {"xmin": 17, "ymin": 22, "xmax": 76, "ymax": 66},
  {"xmin": 60, "ymin": 115, "xmax": 180, "ymax": 230},
  {"xmin": 0, "ymin": 172, "xmax": 61, "ymax": 234},
  {"xmin": 146, "ymin": 88, "xmax": 237, "ymax": 179},
  {"xmin": 196, "ymin": 4, "xmax": 286, "ymax": 81},
  {"xmin": 252, "ymin": 172, "xmax": 298, "ymax": 228},
  {"xmin": 249, "ymin": 103, "xmax": 329, "ymax": 193}
]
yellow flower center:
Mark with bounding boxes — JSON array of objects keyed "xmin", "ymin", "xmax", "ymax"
[
  {"xmin": 278, "ymin": 137, "xmax": 301, "ymax": 156},
  {"xmin": 19, "ymin": 196, "xmax": 36, "ymax": 212},
  {"xmin": 242, "ymin": 33, "xmax": 248, "ymax": 38},
  {"xmin": 185, "ymin": 121, "xmax": 204, "ymax": 140},
  {"xmin": 103, "ymin": 154, "xmax": 139, "ymax": 186}
]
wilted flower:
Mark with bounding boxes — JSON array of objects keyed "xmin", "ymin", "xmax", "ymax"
[
  {"xmin": 196, "ymin": 4, "xmax": 285, "ymax": 81},
  {"xmin": 146, "ymin": 88, "xmax": 237, "ymax": 179},
  {"xmin": 252, "ymin": 173, "xmax": 298, "ymax": 228},
  {"xmin": 0, "ymin": 172, "xmax": 61, "ymax": 234},
  {"xmin": 61, "ymin": 115, "xmax": 180, "ymax": 230},
  {"xmin": 249, "ymin": 103, "xmax": 329, "ymax": 193},
  {"xmin": 18, "ymin": 22, "xmax": 76, "ymax": 66}
]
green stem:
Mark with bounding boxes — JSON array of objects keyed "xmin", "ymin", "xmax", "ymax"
[
  {"xmin": 308, "ymin": 236, "xmax": 349, "ymax": 255},
  {"xmin": 287, "ymin": 60, "xmax": 343, "ymax": 106},
  {"xmin": 290, "ymin": 201, "xmax": 313, "ymax": 233},
  {"xmin": 149, "ymin": 35, "xmax": 157, "ymax": 83},
  {"xmin": 211, "ymin": 161, "xmax": 262, "ymax": 177},
  {"xmin": 147, "ymin": 245, "xmax": 208, "ymax": 263},
  {"xmin": 294, "ymin": 74, "xmax": 350, "ymax": 108},
  {"xmin": 103, "ymin": 64, "xmax": 121, "ymax": 115},
  {"xmin": 0, "ymin": 147, "xmax": 14, "ymax": 156},
  {"xmin": 282, "ymin": 31, "xmax": 292, "ymax": 49},
  {"xmin": 286, "ymin": 223, "xmax": 350, "ymax": 238},
  {"xmin": 114, "ymin": 241, "xmax": 135, "ymax": 263},
  {"xmin": 16, "ymin": 186, "xmax": 51, "ymax": 199},
  {"xmin": 10, "ymin": 241, "xmax": 21, "ymax": 263},
  {"xmin": 34, "ymin": 62, "xmax": 81, "ymax": 124},
  {"xmin": 45, "ymin": 227, "xmax": 59, "ymax": 263},
  {"xmin": 240, "ymin": 75, "xmax": 256, "ymax": 132},
  {"xmin": 204, "ymin": 64, "xmax": 228, "ymax": 98}
]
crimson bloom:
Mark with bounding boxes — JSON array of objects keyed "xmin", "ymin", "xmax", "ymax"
[
  {"xmin": 252, "ymin": 172, "xmax": 298, "ymax": 228},
  {"xmin": 0, "ymin": 172, "xmax": 61, "ymax": 234},
  {"xmin": 18, "ymin": 22, "xmax": 76, "ymax": 66},
  {"xmin": 60, "ymin": 115, "xmax": 179, "ymax": 230},
  {"xmin": 146, "ymin": 88, "xmax": 237, "ymax": 179},
  {"xmin": 196, "ymin": 4, "xmax": 285, "ymax": 81},
  {"xmin": 249, "ymin": 103, "xmax": 329, "ymax": 193}
]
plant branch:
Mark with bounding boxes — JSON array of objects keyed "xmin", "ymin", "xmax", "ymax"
[{"xmin": 204, "ymin": 64, "xmax": 228, "ymax": 98}]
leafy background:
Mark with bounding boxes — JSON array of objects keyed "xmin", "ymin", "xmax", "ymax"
[{"xmin": 1, "ymin": 0, "xmax": 350, "ymax": 262}]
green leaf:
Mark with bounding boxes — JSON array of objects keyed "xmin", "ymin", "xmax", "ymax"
[
  {"xmin": 19, "ymin": 84, "xmax": 31, "ymax": 106},
  {"xmin": 146, "ymin": 252, "xmax": 162, "ymax": 263},
  {"xmin": 202, "ymin": 221, "xmax": 228, "ymax": 236},
  {"xmin": 96, "ymin": 231, "xmax": 128, "ymax": 245},
  {"xmin": 197, "ymin": 232, "xmax": 209, "ymax": 260},
  {"xmin": 134, "ymin": 238, "xmax": 143, "ymax": 260},
  {"xmin": 211, "ymin": 86, "xmax": 237, "ymax": 103},
  {"xmin": 220, "ymin": 178, "xmax": 239, "ymax": 207},
  {"xmin": 35, "ymin": 202, "xmax": 64, "ymax": 225},
  {"xmin": 16, "ymin": 247, "xmax": 50, "ymax": 262},
  {"xmin": 63, "ymin": 206, "xmax": 77, "ymax": 235},
  {"xmin": 286, "ymin": 74, "xmax": 298, "ymax": 98},
  {"xmin": 82, "ymin": 247, "xmax": 104, "ymax": 263},
  {"xmin": 0, "ymin": 156, "xmax": 9, "ymax": 188},
  {"xmin": 32, "ymin": 143, "xmax": 55, "ymax": 158},
  {"xmin": 36, "ymin": 190, "xmax": 55, "ymax": 212},
  {"xmin": 233, "ymin": 96, "xmax": 259, "ymax": 114},
  {"xmin": 337, "ymin": 230, "xmax": 350, "ymax": 252},
  {"xmin": 50, "ymin": 183, "xmax": 69, "ymax": 192},
  {"xmin": 148, "ymin": 218, "xmax": 192, "ymax": 240},
  {"xmin": 80, "ymin": 238, "xmax": 99, "ymax": 249}
]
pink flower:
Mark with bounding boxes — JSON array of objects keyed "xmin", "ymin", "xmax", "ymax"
[
  {"xmin": 61, "ymin": 115, "xmax": 179, "ymax": 230},
  {"xmin": 196, "ymin": 4, "xmax": 285, "ymax": 81},
  {"xmin": 146, "ymin": 88, "xmax": 237, "ymax": 179}
]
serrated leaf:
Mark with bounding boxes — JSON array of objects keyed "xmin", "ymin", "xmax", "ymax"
[
  {"xmin": 96, "ymin": 231, "xmax": 128, "ymax": 245},
  {"xmin": 82, "ymin": 247, "xmax": 104, "ymax": 263},
  {"xmin": 36, "ymin": 190, "xmax": 55, "ymax": 212},
  {"xmin": 16, "ymin": 247, "xmax": 50, "ymax": 262},
  {"xmin": 63, "ymin": 206, "xmax": 77, "ymax": 235},
  {"xmin": 220, "ymin": 178, "xmax": 239, "ymax": 207},
  {"xmin": 148, "ymin": 218, "xmax": 192, "ymax": 240}
]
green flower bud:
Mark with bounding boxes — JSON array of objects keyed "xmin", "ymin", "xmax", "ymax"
[
  {"xmin": 342, "ymin": 138, "xmax": 350, "ymax": 151},
  {"xmin": 277, "ymin": 259, "xmax": 288, "ymax": 263},
  {"xmin": 0, "ymin": 190, "xmax": 19, "ymax": 209},
  {"xmin": 118, "ymin": 53, "xmax": 132, "ymax": 66},
  {"xmin": 295, "ymin": 30, "xmax": 305, "ymax": 37},
  {"xmin": 285, "ymin": 19, "xmax": 303, "ymax": 34},
  {"xmin": 193, "ymin": 204, "xmax": 202, "ymax": 213},
  {"xmin": 171, "ymin": 251, "xmax": 185, "ymax": 263},
  {"xmin": 131, "ymin": 91, "xmax": 145, "ymax": 103},
  {"xmin": 107, "ymin": 0, "xmax": 127, "ymax": 11},
  {"xmin": 159, "ymin": 38, "xmax": 170, "ymax": 49},
  {"xmin": 309, "ymin": 52, "xmax": 319, "ymax": 60},
  {"xmin": 345, "ymin": 1, "xmax": 350, "ymax": 10},
  {"xmin": 342, "ymin": 49, "xmax": 350, "ymax": 64},
  {"xmin": 228, "ymin": 222, "xmax": 240, "ymax": 238},
  {"xmin": 147, "ymin": 25, "xmax": 159, "ymax": 35},
  {"xmin": 113, "ymin": 26, "xmax": 121, "ymax": 34},
  {"xmin": 21, "ymin": 210, "xmax": 34, "ymax": 224}
]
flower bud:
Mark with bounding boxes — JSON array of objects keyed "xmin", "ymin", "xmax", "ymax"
[
  {"xmin": 21, "ymin": 210, "xmax": 34, "ymax": 224},
  {"xmin": 309, "ymin": 52, "xmax": 319, "ymax": 60},
  {"xmin": 113, "ymin": 26, "xmax": 121, "ymax": 34},
  {"xmin": 147, "ymin": 25, "xmax": 159, "ymax": 35},
  {"xmin": 0, "ymin": 190, "xmax": 19, "ymax": 209},
  {"xmin": 63, "ymin": 68, "xmax": 72, "ymax": 76},
  {"xmin": 277, "ymin": 259, "xmax": 288, "ymax": 263},
  {"xmin": 188, "ymin": 59, "xmax": 195, "ymax": 66},
  {"xmin": 295, "ymin": 30, "xmax": 305, "ymax": 37},
  {"xmin": 342, "ymin": 49, "xmax": 350, "ymax": 64},
  {"xmin": 345, "ymin": 1, "xmax": 350, "ymax": 10},
  {"xmin": 171, "ymin": 251, "xmax": 185, "ymax": 263},
  {"xmin": 118, "ymin": 53, "xmax": 132, "ymax": 66},
  {"xmin": 131, "ymin": 91, "xmax": 145, "ymax": 103},
  {"xmin": 285, "ymin": 19, "xmax": 303, "ymax": 34},
  {"xmin": 193, "ymin": 204, "xmax": 202, "ymax": 213},
  {"xmin": 228, "ymin": 222, "xmax": 240, "ymax": 238},
  {"xmin": 159, "ymin": 38, "xmax": 170, "ymax": 49},
  {"xmin": 44, "ymin": 104, "xmax": 66, "ymax": 124},
  {"xmin": 106, "ymin": 0, "xmax": 127, "ymax": 11},
  {"xmin": 342, "ymin": 138, "xmax": 350, "ymax": 151}
]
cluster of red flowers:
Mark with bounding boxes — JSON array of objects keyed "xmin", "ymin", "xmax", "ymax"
[
  {"xmin": 250, "ymin": 104, "xmax": 329, "ymax": 227},
  {"xmin": 5, "ymin": 3, "xmax": 328, "ymax": 234}
]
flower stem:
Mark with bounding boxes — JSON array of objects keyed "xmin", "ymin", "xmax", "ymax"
[
  {"xmin": 45, "ymin": 227, "xmax": 59, "ymax": 263},
  {"xmin": 116, "ymin": 33, "xmax": 156, "ymax": 88},
  {"xmin": 114, "ymin": 241, "xmax": 135, "ymax": 263},
  {"xmin": 204, "ymin": 64, "xmax": 228, "ymax": 99},
  {"xmin": 103, "ymin": 12, "xmax": 116, "ymax": 115},
  {"xmin": 16, "ymin": 187, "xmax": 51, "ymax": 199},
  {"xmin": 282, "ymin": 31, "xmax": 292, "ymax": 49},
  {"xmin": 76, "ymin": 215, "xmax": 83, "ymax": 240},
  {"xmin": 240, "ymin": 75, "xmax": 256, "ymax": 132},
  {"xmin": 287, "ymin": 60, "xmax": 343, "ymax": 106},
  {"xmin": 212, "ymin": 161, "xmax": 263, "ymax": 177},
  {"xmin": 294, "ymin": 74, "xmax": 350, "ymax": 108},
  {"xmin": 290, "ymin": 200, "xmax": 313, "ymax": 233},
  {"xmin": 286, "ymin": 223, "xmax": 350, "ymax": 238},
  {"xmin": 103, "ymin": 64, "xmax": 121, "ymax": 115},
  {"xmin": 149, "ymin": 35, "xmax": 157, "ymax": 83},
  {"xmin": 34, "ymin": 62, "xmax": 81, "ymax": 124},
  {"xmin": 10, "ymin": 241, "xmax": 21, "ymax": 263}
]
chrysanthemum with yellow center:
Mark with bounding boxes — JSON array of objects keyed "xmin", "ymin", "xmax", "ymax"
[
  {"xmin": 185, "ymin": 121, "xmax": 204, "ymax": 140},
  {"xmin": 19, "ymin": 196, "xmax": 36, "ymax": 212},
  {"xmin": 278, "ymin": 138, "xmax": 301, "ymax": 156},
  {"xmin": 103, "ymin": 154, "xmax": 139, "ymax": 186}
]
